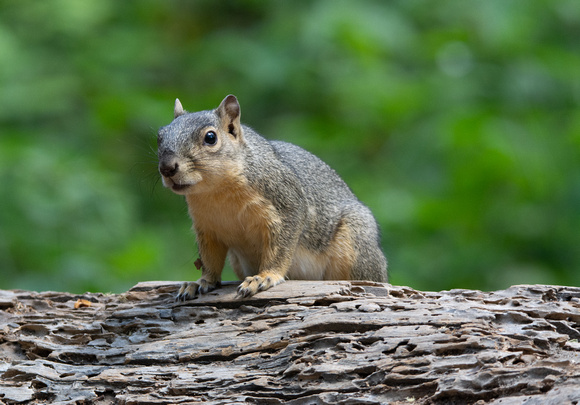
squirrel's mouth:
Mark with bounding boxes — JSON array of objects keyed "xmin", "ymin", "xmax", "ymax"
[
  {"xmin": 162, "ymin": 176, "xmax": 194, "ymax": 193},
  {"xmin": 171, "ymin": 183, "xmax": 190, "ymax": 192}
]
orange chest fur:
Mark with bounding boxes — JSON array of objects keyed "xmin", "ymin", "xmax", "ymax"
[{"xmin": 185, "ymin": 181, "xmax": 281, "ymax": 251}]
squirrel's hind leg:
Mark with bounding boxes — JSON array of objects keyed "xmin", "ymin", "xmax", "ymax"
[{"xmin": 338, "ymin": 206, "xmax": 388, "ymax": 283}]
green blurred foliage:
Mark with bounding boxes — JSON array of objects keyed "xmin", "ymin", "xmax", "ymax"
[{"xmin": 1, "ymin": 0, "xmax": 579, "ymax": 293}]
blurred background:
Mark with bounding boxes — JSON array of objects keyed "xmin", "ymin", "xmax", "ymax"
[{"xmin": 1, "ymin": 0, "xmax": 579, "ymax": 294}]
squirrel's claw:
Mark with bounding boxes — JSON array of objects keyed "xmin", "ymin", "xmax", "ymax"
[
  {"xmin": 236, "ymin": 274, "xmax": 284, "ymax": 298},
  {"xmin": 198, "ymin": 279, "xmax": 220, "ymax": 294},
  {"xmin": 236, "ymin": 276, "xmax": 260, "ymax": 298},
  {"xmin": 235, "ymin": 286, "xmax": 250, "ymax": 299},
  {"xmin": 175, "ymin": 282, "xmax": 199, "ymax": 302},
  {"xmin": 175, "ymin": 280, "xmax": 221, "ymax": 301}
]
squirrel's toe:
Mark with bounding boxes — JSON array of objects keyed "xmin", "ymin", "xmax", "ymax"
[
  {"xmin": 175, "ymin": 280, "xmax": 221, "ymax": 301},
  {"xmin": 237, "ymin": 274, "xmax": 285, "ymax": 298},
  {"xmin": 198, "ymin": 279, "xmax": 220, "ymax": 294},
  {"xmin": 175, "ymin": 281, "xmax": 199, "ymax": 301},
  {"xmin": 236, "ymin": 276, "xmax": 260, "ymax": 298}
]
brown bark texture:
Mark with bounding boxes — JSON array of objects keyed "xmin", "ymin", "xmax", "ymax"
[{"xmin": 1, "ymin": 280, "xmax": 580, "ymax": 404}]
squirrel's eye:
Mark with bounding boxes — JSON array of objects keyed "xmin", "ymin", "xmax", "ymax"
[{"xmin": 204, "ymin": 131, "xmax": 217, "ymax": 146}]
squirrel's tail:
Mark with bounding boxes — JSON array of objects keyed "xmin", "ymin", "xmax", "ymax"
[{"xmin": 340, "ymin": 204, "xmax": 388, "ymax": 283}]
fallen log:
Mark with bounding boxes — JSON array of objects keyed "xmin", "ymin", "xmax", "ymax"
[{"xmin": 1, "ymin": 281, "xmax": 580, "ymax": 404}]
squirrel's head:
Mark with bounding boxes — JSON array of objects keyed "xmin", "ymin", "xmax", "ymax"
[{"xmin": 157, "ymin": 95, "xmax": 244, "ymax": 195}]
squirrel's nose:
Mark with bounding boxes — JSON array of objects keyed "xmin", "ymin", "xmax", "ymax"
[{"xmin": 159, "ymin": 157, "xmax": 179, "ymax": 178}]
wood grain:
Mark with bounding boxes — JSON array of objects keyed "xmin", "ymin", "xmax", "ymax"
[{"xmin": 1, "ymin": 281, "xmax": 580, "ymax": 404}]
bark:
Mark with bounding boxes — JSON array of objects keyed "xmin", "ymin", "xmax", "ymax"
[{"xmin": 1, "ymin": 281, "xmax": 580, "ymax": 404}]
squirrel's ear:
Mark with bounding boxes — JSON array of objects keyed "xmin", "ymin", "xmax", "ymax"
[
  {"xmin": 174, "ymin": 98, "xmax": 185, "ymax": 118},
  {"xmin": 217, "ymin": 95, "xmax": 242, "ymax": 139}
]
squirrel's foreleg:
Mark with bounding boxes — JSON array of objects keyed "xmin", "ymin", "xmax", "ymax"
[
  {"xmin": 176, "ymin": 231, "xmax": 227, "ymax": 301},
  {"xmin": 236, "ymin": 229, "xmax": 297, "ymax": 298}
]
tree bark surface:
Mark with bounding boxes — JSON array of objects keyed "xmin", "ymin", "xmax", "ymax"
[{"xmin": 1, "ymin": 281, "xmax": 580, "ymax": 404}]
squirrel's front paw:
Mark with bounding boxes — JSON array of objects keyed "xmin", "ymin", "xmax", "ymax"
[
  {"xmin": 237, "ymin": 273, "xmax": 285, "ymax": 298},
  {"xmin": 176, "ymin": 279, "xmax": 221, "ymax": 301}
]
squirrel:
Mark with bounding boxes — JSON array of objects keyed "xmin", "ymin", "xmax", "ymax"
[{"xmin": 157, "ymin": 95, "xmax": 387, "ymax": 300}]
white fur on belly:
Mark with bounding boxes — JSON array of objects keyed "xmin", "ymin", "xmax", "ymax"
[
  {"xmin": 287, "ymin": 246, "xmax": 328, "ymax": 280},
  {"xmin": 229, "ymin": 246, "xmax": 328, "ymax": 280}
]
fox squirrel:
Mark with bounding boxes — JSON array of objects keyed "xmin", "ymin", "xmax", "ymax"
[{"xmin": 158, "ymin": 95, "xmax": 387, "ymax": 300}]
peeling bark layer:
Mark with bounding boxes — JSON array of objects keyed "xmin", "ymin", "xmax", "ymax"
[{"xmin": 1, "ymin": 281, "xmax": 580, "ymax": 404}]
